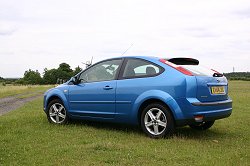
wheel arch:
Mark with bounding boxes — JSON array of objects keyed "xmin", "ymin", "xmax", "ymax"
[
  {"xmin": 131, "ymin": 90, "xmax": 185, "ymax": 125},
  {"xmin": 44, "ymin": 89, "xmax": 69, "ymax": 112},
  {"xmin": 137, "ymin": 98, "xmax": 174, "ymax": 125},
  {"xmin": 47, "ymin": 96, "xmax": 61, "ymax": 106}
]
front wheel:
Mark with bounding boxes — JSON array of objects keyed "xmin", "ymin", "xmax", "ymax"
[
  {"xmin": 47, "ymin": 99, "xmax": 69, "ymax": 124},
  {"xmin": 140, "ymin": 103, "xmax": 175, "ymax": 138},
  {"xmin": 189, "ymin": 121, "xmax": 215, "ymax": 130}
]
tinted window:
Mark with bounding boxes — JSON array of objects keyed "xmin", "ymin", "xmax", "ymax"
[
  {"xmin": 79, "ymin": 59, "xmax": 122, "ymax": 83},
  {"xmin": 165, "ymin": 58, "xmax": 222, "ymax": 77},
  {"xmin": 180, "ymin": 65, "xmax": 217, "ymax": 77},
  {"xmin": 122, "ymin": 59, "xmax": 161, "ymax": 78}
]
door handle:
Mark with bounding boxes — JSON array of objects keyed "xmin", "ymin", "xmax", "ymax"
[{"xmin": 103, "ymin": 86, "xmax": 113, "ymax": 90}]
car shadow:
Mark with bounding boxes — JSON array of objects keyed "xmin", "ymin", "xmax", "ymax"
[
  {"xmin": 69, "ymin": 119, "xmax": 142, "ymax": 133},
  {"xmin": 68, "ymin": 119, "xmax": 229, "ymax": 140},
  {"xmin": 174, "ymin": 127, "xmax": 229, "ymax": 140}
]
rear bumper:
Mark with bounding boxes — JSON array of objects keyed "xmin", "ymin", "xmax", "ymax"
[
  {"xmin": 175, "ymin": 98, "xmax": 232, "ymax": 126},
  {"xmin": 191, "ymin": 99, "xmax": 232, "ymax": 106}
]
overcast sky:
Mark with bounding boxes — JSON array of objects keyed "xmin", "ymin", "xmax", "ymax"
[{"xmin": 0, "ymin": 0, "xmax": 250, "ymax": 78}]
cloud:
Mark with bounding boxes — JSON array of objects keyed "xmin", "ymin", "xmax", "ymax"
[
  {"xmin": 0, "ymin": 1, "xmax": 19, "ymax": 36},
  {"xmin": 0, "ymin": 21, "xmax": 18, "ymax": 35},
  {"xmin": 183, "ymin": 28, "xmax": 220, "ymax": 38},
  {"xmin": 0, "ymin": 0, "xmax": 250, "ymax": 77},
  {"xmin": 234, "ymin": 8, "xmax": 250, "ymax": 18}
]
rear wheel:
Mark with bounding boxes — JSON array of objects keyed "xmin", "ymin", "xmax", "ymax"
[
  {"xmin": 47, "ymin": 99, "xmax": 69, "ymax": 124},
  {"xmin": 140, "ymin": 103, "xmax": 175, "ymax": 138},
  {"xmin": 189, "ymin": 121, "xmax": 215, "ymax": 130}
]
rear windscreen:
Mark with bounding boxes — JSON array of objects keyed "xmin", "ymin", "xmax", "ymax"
[
  {"xmin": 180, "ymin": 65, "xmax": 215, "ymax": 76},
  {"xmin": 166, "ymin": 58, "xmax": 223, "ymax": 77}
]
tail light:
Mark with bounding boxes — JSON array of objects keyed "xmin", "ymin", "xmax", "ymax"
[
  {"xmin": 159, "ymin": 59, "xmax": 193, "ymax": 76},
  {"xmin": 194, "ymin": 115, "xmax": 204, "ymax": 122}
]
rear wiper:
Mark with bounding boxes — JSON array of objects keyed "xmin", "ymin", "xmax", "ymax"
[{"xmin": 213, "ymin": 73, "xmax": 223, "ymax": 77}]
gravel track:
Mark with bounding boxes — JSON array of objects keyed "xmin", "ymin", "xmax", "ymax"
[{"xmin": 0, "ymin": 93, "xmax": 43, "ymax": 116}]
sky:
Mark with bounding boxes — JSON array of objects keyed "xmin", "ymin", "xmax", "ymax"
[{"xmin": 0, "ymin": 0, "xmax": 250, "ymax": 78}]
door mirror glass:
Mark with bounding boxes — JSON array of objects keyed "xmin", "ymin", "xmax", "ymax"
[{"xmin": 69, "ymin": 77, "xmax": 78, "ymax": 85}]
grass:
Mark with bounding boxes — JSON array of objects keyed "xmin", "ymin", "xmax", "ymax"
[
  {"xmin": 0, "ymin": 81, "xmax": 249, "ymax": 165},
  {"xmin": 0, "ymin": 85, "xmax": 54, "ymax": 98}
]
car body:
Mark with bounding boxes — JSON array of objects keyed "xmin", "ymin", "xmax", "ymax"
[{"xmin": 43, "ymin": 56, "xmax": 232, "ymax": 138}]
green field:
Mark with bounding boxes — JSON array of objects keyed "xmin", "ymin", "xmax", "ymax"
[
  {"xmin": 0, "ymin": 85, "xmax": 54, "ymax": 98},
  {"xmin": 0, "ymin": 81, "xmax": 249, "ymax": 165}
]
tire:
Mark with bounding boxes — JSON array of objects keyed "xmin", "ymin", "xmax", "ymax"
[
  {"xmin": 140, "ymin": 103, "xmax": 175, "ymax": 138},
  {"xmin": 46, "ymin": 99, "xmax": 69, "ymax": 124},
  {"xmin": 189, "ymin": 121, "xmax": 215, "ymax": 130}
]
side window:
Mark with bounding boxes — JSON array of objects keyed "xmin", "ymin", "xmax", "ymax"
[
  {"xmin": 122, "ymin": 59, "xmax": 161, "ymax": 78},
  {"xmin": 79, "ymin": 59, "xmax": 122, "ymax": 83}
]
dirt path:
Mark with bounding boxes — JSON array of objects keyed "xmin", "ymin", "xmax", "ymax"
[{"xmin": 0, "ymin": 93, "xmax": 43, "ymax": 116}]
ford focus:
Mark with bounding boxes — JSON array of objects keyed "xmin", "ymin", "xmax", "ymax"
[{"xmin": 43, "ymin": 56, "xmax": 232, "ymax": 138}]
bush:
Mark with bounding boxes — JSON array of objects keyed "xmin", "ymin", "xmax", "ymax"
[
  {"xmin": 224, "ymin": 72, "xmax": 250, "ymax": 81},
  {"xmin": 9, "ymin": 63, "xmax": 84, "ymax": 85}
]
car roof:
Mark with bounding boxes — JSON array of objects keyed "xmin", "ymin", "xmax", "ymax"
[
  {"xmin": 111, "ymin": 55, "xmax": 160, "ymax": 60},
  {"xmin": 97, "ymin": 56, "xmax": 199, "ymax": 66}
]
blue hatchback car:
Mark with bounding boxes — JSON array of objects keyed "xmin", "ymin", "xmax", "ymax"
[{"xmin": 43, "ymin": 56, "xmax": 232, "ymax": 138}]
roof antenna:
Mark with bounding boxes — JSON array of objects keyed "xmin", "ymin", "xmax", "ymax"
[
  {"xmin": 90, "ymin": 56, "xmax": 93, "ymax": 65},
  {"xmin": 121, "ymin": 43, "xmax": 133, "ymax": 56}
]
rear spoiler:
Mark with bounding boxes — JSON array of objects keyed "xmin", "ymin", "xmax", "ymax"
[{"xmin": 167, "ymin": 58, "xmax": 199, "ymax": 65}]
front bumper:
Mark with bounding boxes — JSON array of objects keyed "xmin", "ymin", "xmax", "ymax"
[{"xmin": 43, "ymin": 95, "xmax": 47, "ymax": 112}]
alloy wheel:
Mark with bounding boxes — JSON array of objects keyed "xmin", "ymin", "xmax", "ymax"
[
  {"xmin": 144, "ymin": 108, "xmax": 167, "ymax": 135},
  {"xmin": 49, "ymin": 103, "xmax": 66, "ymax": 124}
]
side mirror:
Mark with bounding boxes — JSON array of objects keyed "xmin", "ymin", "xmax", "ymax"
[{"xmin": 69, "ymin": 77, "xmax": 78, "ymax": 85}]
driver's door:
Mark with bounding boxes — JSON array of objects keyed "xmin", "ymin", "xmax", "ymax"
[{"xmin": 68, "ymin": 59, "xmax": 122, "ymax": 118}]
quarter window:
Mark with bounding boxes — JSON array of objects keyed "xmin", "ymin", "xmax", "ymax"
[
  {"xmin": 79, "ymin": 59, "xmax": 122, "ymax": 83},
  {"xmin": 122, "ymin": 59, "xmax": 161, "ymax": 78}
]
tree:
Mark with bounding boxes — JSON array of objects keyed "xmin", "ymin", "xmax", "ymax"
[
  {"xmin": 73, "ymin": 66, "xmax": 82, "ymax": 75},
  {"xmin": 15, "ymin": 62, "xmax": 80, "ymax": 85},
  {"xmin": 0, "ymin": 76, "xmax": 5, "ymax": 86},
  {"xmin": 43, "ymin": 68, "xmax": 60, "ymax": 84},
  {"xmin": 21, "ymin": 69, "xmax": 43, "ymax": 84},
  {"xmin": 58, "ymin": 63, "xmax": 73, "ymax": 73},
  {"xmin": 57, "ymin": 63, "xmax": 73, "ymax": 82},
  {"xmin": 43, "ymin": 63, "xmax": 74, "ymax": 84}
]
